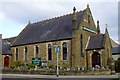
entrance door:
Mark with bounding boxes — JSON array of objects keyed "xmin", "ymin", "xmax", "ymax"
[
  {"xmin": 4, "ymin": 56, "xmax": 9, "ymax": 67},
  {"xmin": 92, "ymin": 52, "xmax": 100, "ymax": 67}
]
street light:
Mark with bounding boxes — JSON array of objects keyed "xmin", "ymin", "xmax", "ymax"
[{"xmin": 55, "ymin": 46, "xmax": 60, "ymax": 77}]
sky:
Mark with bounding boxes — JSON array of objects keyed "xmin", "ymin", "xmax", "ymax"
[{"xmin": 0, "ymin": 0, "xmax": 119, "ymax": 44}]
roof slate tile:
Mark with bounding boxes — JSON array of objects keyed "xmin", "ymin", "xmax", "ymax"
[
  {"xmin": 12, "ymin": 10, "xmax": 85, "ymax": 46},
  {"xmin": 86, "ymin": 34, "xmax": 104, "ymax": 50}
]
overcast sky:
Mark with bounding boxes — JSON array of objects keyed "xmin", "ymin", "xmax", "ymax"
[{"xmin": 0, "ymin": 0, "xmax": 119, "ymax": 44}]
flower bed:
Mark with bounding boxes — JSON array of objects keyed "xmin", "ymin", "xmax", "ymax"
[{"xmin": 2, "ymin": 68, "xmax": 112, "ymax": 75}]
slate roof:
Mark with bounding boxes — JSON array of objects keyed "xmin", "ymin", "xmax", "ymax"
[
  {"xmin": 2, "ymin": 40, "xmax": 11, "ymax": 55},
  {"xmin": 12, "ymin": 10, "xmax": 86, "ymax": 46},
  {"xmin": 2, "ymin": 37, "xmax": 16, "ymax": 55},
  {"xmin": 110, "ymin": 39, "xmax": 119, "ymax": 47},
  {"xmin": 4, "ymin": 37, "xmax": 16, "ymax": 45},
  {"xmin": 112, "ymin": 45, "xmax": 120, "ymax": 55},
  {"xmin": 86, "ymin": 34, "xmax": 104, "ymax": 50}
]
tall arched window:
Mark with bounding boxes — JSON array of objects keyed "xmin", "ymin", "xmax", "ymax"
[
  {"xmin": 25, "ymin": 47, "xmax": 28, "ymax": 61},
  {"xmin": 48, "ymin": 44, "xmax": 52, "ymax": 60},
  {"xmin": 62, "ymin": 42, "xmax": 67, "ymax": 60},
  {"xmin": 35, "ymin": 46, "xmax": 39, "ymax": 58},
  {"xmin": 80, "ymin": 34, "xmax": 84, "ymax": 57},
  {"xmin": 16, "ymin": 48, "xmax": 18, "ymax": 61}
]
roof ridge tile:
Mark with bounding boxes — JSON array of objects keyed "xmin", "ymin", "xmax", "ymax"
[{"xmin": 32, "ymin": 11, "xmax": 83, "ymax": 24}]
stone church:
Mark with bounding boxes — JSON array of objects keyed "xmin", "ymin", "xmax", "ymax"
[{"xmin": 2, "ymin": 5, "xmax": 113, "ymax": 70}]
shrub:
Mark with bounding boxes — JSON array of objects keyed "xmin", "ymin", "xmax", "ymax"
[
  {"xmin": 115, "ymin": 57, "xmax": 120, "ymax": 72},
  {"xmin": 10, "ymin": 61, "xmax": 24, "ymax": 69},
  {"xmin": 28, "ymin": 63, "xmax": 35, "ymax": 69},
  {"xmin": 48, "ymin": 63, "xmax": 54, "ymax": 69}
]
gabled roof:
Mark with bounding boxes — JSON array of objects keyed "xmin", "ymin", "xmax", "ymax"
[
  {"xmin": 4, "ymin": 37, "xmax": 16, "ymax": 45},
  {"xmin": 86, "ymin": 34, "xmax": 104, "ymax": 50},
  {"xmin": 2, "ymin": 40, "xmax": 11, "ymax": 55},
  {"xmin": 110, "ymin": 38, "xmax": 119, "ymax": 47},
  {"xmin": 112, "ymin": 45, "xmax": 120, "ymax": 55},
  {"xmin": 2, "ymin": 37, "xmax": 16, "ymax": 55},
  {"xmin": 12, "ymin": 10, "xmax": 85, "ymax": 46}
]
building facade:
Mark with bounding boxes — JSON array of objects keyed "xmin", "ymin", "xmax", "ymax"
[
  {"xmin": 0, "ymin": 34, "xmax": 2, "ymax": 68},
  {"xmin": 2, "ymin": 37, "xmax": 16, "ymax": 68},
  {"xmin": 3, "ymin": 5, "xmax": 113, "ymax": 70},
  {"xmin": 112, "ymin": 45, "xmax": 120, "ymax": 60}
]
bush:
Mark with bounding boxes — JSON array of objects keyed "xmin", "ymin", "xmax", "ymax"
[
  {"xmin": 48, "ymin": 64, "xmax": 54, "ymax": 69},
  {"xmin": 28, "ymin": 63, "xmax": 35, "ymax": 69},
  {"xmin": 111, "ymin": 78, "xmax": 120, "ymax": 80},
  {"xmin": 115, "ymin": 57, "xmax": 120, "ymax": 72},
  {"xmin": 107, "ymin": 58, "xmax": 113, "ymax": 69},
  {"xmin": 10, "ymin": 61, "xmax": 24, "ymax": 69}
]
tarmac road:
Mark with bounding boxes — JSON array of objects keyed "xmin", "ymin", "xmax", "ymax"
[{"xmin": 0, "ymin": 73, "xmax": 120, "ymax": 80}]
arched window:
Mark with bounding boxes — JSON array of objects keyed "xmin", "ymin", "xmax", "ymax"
[
  {"xmin": 88, "ymin": 15, "xmax": 90, "ymax": 23},
  {"xmin": 62, "ymin": 42, "xmax": 67, "ymax": 60},
  {"xmin": 48, "ymin": 44, "xmax": 52, "ymax": 60},
  {"xmin": 25, "ymin": 47, "xmax": 28, "ymax": 61},
  {"xmin": 80, "ymin": 34, "xmax": 83, "ymax": 57},
  {"xmin": 35, "ymin": 46, "xmax": 39, "ymax": 58},
  {"xmin": 16, "ymin": 48, "xmax": 18, "ymax": 61}
]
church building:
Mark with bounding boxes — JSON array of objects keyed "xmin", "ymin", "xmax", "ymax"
[{"xmin": 3, "ymin": 5, "xmax": 113, "ymax": 70}]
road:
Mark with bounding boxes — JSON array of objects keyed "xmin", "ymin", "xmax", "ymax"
[{"xmin": 0, "ymin": 73, "xmax": 120, "ymax": 80}]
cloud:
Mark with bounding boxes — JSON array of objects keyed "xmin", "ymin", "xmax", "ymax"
[
  {"xmin": 89, "ymin": 2, "xmax": 118, "ymax": 42},
  {"xmin": 0, "ymin": 0, "xmax": 119, "ymax": 2},
  {"xmin": 1, "ymin": 1, "xmax": 89, "ymax": 24},
  {"xmin": 1, "ymin": 2, "xmax": 118, "ymax": 25},
  {"xmin": 0, "ymin": 12, "xmax": 6, "ymax": 32},
  {"xmin": 1, "ymin": 2, "xmax": 72, "ymax": 24},
  {"xmin": 0, "ymin": 12, "xmax": 5, "ymax": 20}
]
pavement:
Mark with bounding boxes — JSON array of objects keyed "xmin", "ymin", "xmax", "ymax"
[{"xmin": 0, "ymin": 73, "xmax": 120, "ymax": 80}]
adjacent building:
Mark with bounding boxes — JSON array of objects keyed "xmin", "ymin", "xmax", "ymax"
[
  {"xmin": 112, "ymin": 45, "xmax": 120, "ymax": 60},
  {"xmin": 0, "ymin": 34, "xmax": 2, "ymax": 68},
  {"xmin": 2, "ymin": 37, "xmax": 16, "ymax": 68}
]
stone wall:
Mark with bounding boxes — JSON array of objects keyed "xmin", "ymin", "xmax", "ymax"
[
  {"xmin": 11, "ymin": 40, "xmax": 72, "ymax": 68},
  {"xmin": 71, "ymin": 6, "xmax": 97, "ymax": 68}
]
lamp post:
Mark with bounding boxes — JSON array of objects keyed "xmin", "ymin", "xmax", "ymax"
[
  {"xmin": 56, "ymin": 48, "xmax": 59, "ymax": 77},
  {"xmin": 55, "ymin": 46, "xmax": 60, "ymax": 77}
]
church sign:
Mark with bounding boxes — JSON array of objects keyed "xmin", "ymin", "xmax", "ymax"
[
  {"xmin": 32, "ymin": 58, "xmax": 41, "ymax": 66},
  {"xmin": 83, "ymin": 26, "xmax": 96, "ymax": 33}
]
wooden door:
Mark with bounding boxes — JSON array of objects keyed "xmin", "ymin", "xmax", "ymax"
[
  {"xmin": 92, "ymin": 52, "xmax": 100, "ymax": 67},
  {"xmin": 4, "ymin": 56, "xmax": 9, "ymax": 67}
]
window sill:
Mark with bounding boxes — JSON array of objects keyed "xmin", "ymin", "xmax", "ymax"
[{"xmin": 62, "ymin": 60, "xmax": 67, "ymax": 61}]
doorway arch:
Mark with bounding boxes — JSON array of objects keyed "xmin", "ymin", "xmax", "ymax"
[
  {"xmin": 4, "ymin": 56, "xmax": 9, "ymax": 67},
  {"xmin": 92, "ymin": 52, "xmax": 100, "ymax": 67}
]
